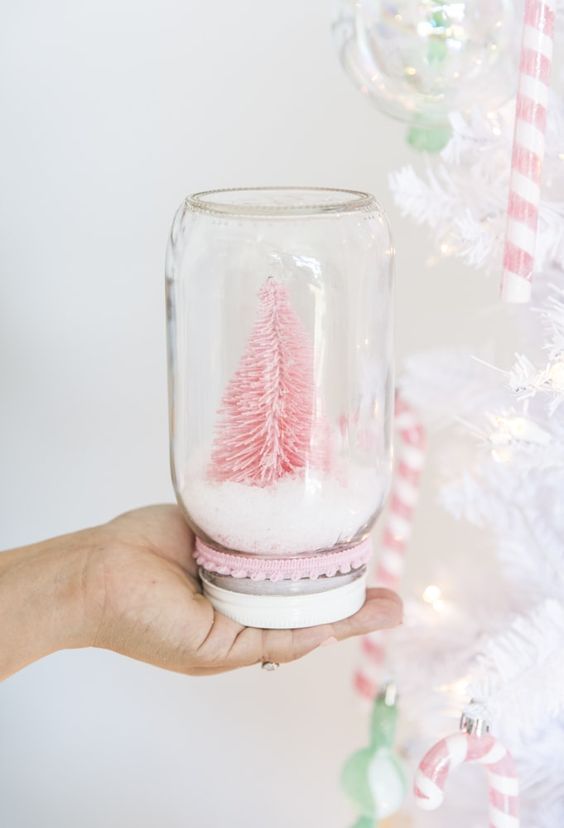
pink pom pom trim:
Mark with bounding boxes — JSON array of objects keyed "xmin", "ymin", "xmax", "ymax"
[{"xmin": 194, "ymin": 536, "xmax": 372, "ymax": 582}]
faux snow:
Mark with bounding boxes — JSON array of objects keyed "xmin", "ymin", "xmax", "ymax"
[{"xmin": 181, "ymin": 453, "xmax": 387, "ymax": 555}]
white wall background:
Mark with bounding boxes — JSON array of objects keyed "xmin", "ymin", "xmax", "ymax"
[{"xmin": 0, "ymin": 2, "xmax": 492, "ymax": 826}]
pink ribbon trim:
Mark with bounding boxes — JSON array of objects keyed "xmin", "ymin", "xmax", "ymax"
[{"xmin": 194, "ymin": 536, "xmax": 372, "ymax": 582}]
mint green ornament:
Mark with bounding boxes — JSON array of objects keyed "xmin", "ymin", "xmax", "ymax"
[
  {"xmin": 342, "ymin": 686, "xmax": 406, "ymax": 827},
  {"xmin": 404, "ymin": 5, "xmax": 452, "ymax": 154},
  {"xmin": 406, "ymin": 117, "xmax": 452, "ymax": 153}
]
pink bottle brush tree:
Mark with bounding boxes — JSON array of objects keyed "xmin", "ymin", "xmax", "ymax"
[{"xmin": 209, "ymin": 278, "xmax": 331, "ymax": 486}]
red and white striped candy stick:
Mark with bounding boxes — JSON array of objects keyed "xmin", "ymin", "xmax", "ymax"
[
  {"xmin": 353, "ymin": 394, "xmax": 426, "ymax": 701},
  {"xmin": 374, "ymin": 395, "xmax": 426, "ymax": 588},
  {"xmin": 501, "ymin": 0, "xmax": 556, "ymax": 304},
  {"xmin": 415, "ymin": 728, "xmax": 519, "ymax": 827}
]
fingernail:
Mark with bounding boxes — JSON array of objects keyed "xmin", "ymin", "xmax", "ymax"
[{"xmin": 320, "ymin": 636, "xmax": 338, "ymax": 647}]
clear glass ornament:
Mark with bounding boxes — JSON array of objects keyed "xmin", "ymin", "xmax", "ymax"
[
  {"xmin": 333, "ymin": 0, "xmax": 517, "ymax": 149},
  {"xmin": 166, "ymin": 188, "xmax": 393, "ymax": 627}
]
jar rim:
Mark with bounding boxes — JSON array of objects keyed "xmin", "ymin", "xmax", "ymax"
[{"xmin": 186, "ymin": 187, "xmax": 378, "ymax": 217}]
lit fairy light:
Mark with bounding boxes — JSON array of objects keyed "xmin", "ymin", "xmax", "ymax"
[
  {"xmin": 492, "ymin": 445, "xmax": 513, "ymax": 464},
  {"xmin": 489, "ymin": 414, "xmax": 551, "ymax": 447},
  {"xmin": 505, "ymin": 352, "xmax": 564, "ymax": 409},
  {"xmin": 422, "ymin": 584, "xmax": 448, "ymax": 613},
  {"xmin": 448, "ymin": 3, "xmax": 466, "ymax": 22},
  {"xmin": 487, "ymin": 413, "xmax": 552, "ymax": 462},
  {"xmin": 438, "ymin": 234, "xmax": 460, "ymax": 258},
  {"xmin": 439, "ymin": 677, "xmax": 473, "ymax": 715},
  {"xmin": 488, "ymin": 415, "xmax": 507, "ymax": 441},
  {"xmin": 454, "ymin": 410, "xmax": 550, "ymax": 461},
  {"xmin": 508, "ymin": 417, "xmax": 528, "ymax": 438},
  {"xmin": 548, "ymin": 360, "xmax": 564, "ymax": 391},
  {"xmin": 486, "ymin": 110, "xmax": 502, "ymax": 136},
  {"xmin": 423, "ymin": 584, "xmax": 442, "ymax": 604}
]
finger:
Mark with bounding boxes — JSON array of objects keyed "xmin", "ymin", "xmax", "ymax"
[
  {"xmin": 264, "ymin": 588, "xmax": 403, "ymax": 663},
  {"xmin": 194, "ymin": 588, "xmax": 402, "ymax": 673},
  {"xmin": 322, "ymin": 588, "xmax": 403, "ymax": 642}
]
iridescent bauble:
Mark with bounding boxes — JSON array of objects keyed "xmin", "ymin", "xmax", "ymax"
[{"xmin": 333, "ymin": 0, "xmax": 517, "ymax": 149}]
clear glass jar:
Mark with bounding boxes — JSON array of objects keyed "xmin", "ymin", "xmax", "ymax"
[{"xmin": 166, "ymin": 187, "xmax": 394, "ymax": 628}]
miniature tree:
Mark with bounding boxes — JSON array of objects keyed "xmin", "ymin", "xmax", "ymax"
[{"xmin": 209, "ymin": 278, "xmax": 317, "ymax": 486}]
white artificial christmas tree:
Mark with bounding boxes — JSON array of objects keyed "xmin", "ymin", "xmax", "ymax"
[{"xmin": 339, "ymin": 4, "xmax": 564, "ymax": 826}]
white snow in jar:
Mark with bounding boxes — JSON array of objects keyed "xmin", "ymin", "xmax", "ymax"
[{"xmin": 182, "ymin": 455, "xmax": 386, "ymax": 555}]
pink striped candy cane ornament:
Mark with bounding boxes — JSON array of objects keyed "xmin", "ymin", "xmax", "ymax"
[
  {"xmin": 374, "ymin": 395, "xmax": 426, "ymax": 589},
  {"xmin": 415, "ymin": 716, "xmax": 519, "ymax": 827},
  {"xmin": 501, "ymin": 0, "xmax": 556, "ymax": 303},
  {"xmin": 353, "ymin": 394, "xmax": 426, "ymax": 702}
]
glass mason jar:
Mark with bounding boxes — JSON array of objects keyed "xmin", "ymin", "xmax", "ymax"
[{"xmin": 166, "ymin": 187, "xmax": 393, "ymax": 628}]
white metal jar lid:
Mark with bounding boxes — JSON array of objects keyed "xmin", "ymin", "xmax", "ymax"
[{"xmin": 199, "ymin": 569, "xmax": 367, "ymax": 629}]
